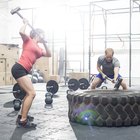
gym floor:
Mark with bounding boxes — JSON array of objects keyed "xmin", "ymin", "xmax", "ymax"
[{"xmin": 1, "ymin": 82, "xmax": 140, "ymax": 140}]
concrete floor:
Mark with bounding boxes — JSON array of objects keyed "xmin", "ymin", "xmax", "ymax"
[{"xmin": 1, "ymin": 83, "xmax": 140, "ymax": 140}]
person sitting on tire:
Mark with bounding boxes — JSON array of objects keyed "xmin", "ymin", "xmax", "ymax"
[{"xmin": 91, "ymin": 48, "xmax": 127, "ymax": 90}]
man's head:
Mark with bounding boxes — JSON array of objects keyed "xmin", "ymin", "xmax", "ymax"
[
  {"xmin": 105, "ymin": 48, "xmax": 114, "ymax": 63},
  {"xmin": 30, "ymin": 28, "xmax": 45, "ymax": 42}
]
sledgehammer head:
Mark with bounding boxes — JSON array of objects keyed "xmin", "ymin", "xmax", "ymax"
[
  {"xmin": 114, "ymin": 78, "xmax": 123, "ymax": 90},
  {"xmin": 10, "ymin": 7, "xmax": 21, "ymax": 15}
]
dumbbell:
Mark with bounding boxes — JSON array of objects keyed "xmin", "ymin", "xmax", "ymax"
[
  {"xmin": 13, "ymin": 98, "xmax": 22, "ymax": 111},
  {"xmin": 45, "ymin": 80, "xmax": 59, "ymax": 104},
  {"xmin": 67, "ymin": 78, "xmax": 89, "ymax": 93}
]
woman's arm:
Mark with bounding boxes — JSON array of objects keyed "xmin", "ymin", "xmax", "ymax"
[
  {"xmin": 42, "ymin": 43, "xmax": 51, "ymax": 57},
  {"xmin": 19, "ymin": 19, "xmax": 29, "ymax": 42},
  {"xmin": 41, "ymin": 43, "xmax": 51, "ymax": 57}
]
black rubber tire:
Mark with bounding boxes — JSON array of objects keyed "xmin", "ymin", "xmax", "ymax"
[{"xmin": 67, "ymin": 89, "xmax": 140, "ymax": 127}]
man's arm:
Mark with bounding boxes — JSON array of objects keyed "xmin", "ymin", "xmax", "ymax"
[
  {"xmin": 114, "ymin": 67, "xmax": 119, "ymax": 81},
  {"xmin": 97, "ymin": 56, "xmax": 107, "ymax": 79},
  {"xmin": 113, "ymin": 58, "xmax": 120, "ymax": 82},
  {"xmin": 97, "ymin": 64, "xmax": 107, "ymax": 79}
]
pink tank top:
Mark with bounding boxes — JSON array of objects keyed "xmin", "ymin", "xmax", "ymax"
[{"xmin": 18, "ymin": 37, "xmax": 43, "ymax": 72}]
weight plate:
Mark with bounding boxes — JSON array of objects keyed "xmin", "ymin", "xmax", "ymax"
[
  {"xmin": 46, "ymin": 80, "xmax": 59, "ymax": 94},
  {"xmin": 68, "ymin": 79, "xmax": 79, "ymax": 91},
  {"xmin": 13, "ymin": 83, "xmax": 26, "ymax": 100},
  {"xmin": 101, "ymin": 86, "xmax": 108, "ymax": 89},
  {"xmin": 79, "ymin": 78, "xmax": 89, "ymax": 90}
]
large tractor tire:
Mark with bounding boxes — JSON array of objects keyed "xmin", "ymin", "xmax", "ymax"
[{"xmin": 67, "ymin": 89, "xmax": 140, "ymax": 127}]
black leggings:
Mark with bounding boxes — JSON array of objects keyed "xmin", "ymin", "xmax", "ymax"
[{"xmin": 11, "ymin": 63, "xmax": 29, "ymax": 80}]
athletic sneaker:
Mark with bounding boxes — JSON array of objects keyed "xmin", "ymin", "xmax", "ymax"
[
  {"xmin": 16, "ymin": 114, "xmax": 34, "ymax": 122},
  {"xmin": 16, "ymin": 118, "xmax": 37, "ymax": 128}
]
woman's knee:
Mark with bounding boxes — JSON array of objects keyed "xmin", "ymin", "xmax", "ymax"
[
  {"xmin": 26, "ymin": 91, "xmax": 36, "ymax": 98},
  {"xmin": 31, "ymin": 92, "xmax": 36, "ymax": 98}
]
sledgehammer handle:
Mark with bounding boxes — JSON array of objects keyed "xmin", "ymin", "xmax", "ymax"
[
  {"xmin": 10, "ymin": 7, "xmax": 48, "ymax": 52},
  {"xmin": 10, "ymin": 7, "xmax": 34, "ymax": 30}
]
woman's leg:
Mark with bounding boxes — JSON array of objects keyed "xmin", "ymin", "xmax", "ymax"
[{"xmin": 16, "ymin": 75, "xmax": 36, "ymax": 121}]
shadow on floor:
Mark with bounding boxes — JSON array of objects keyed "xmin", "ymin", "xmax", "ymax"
[
  {"xmin": 70, "ymin": 121, "xmax": 140, "ymax": 140},
  {"xmin": 3, "ymin": 101, "xmax": 14, "ymax": 108},
  {"xmin": 7, "ymin": 110, "xmax": 19, "ymax": 118},
  {"xmin": 10, "ymin": 127, "xmax": 36, "ymax": 140},
  {"xmin": 3, "ymin": 101, "xmax": 19, "ymax": 117},
  {"xmin": 70, "ymin": 122, "xmax": 98, "ymax": 140}
]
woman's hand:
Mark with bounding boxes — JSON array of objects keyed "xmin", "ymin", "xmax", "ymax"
[{"xmin": 23, "ymin": 18, "xmax": 28, "ymax": 25}]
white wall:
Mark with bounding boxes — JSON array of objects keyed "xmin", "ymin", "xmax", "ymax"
[
  {"xmin": 0, "ymin": 0, "xmax": 140, "ymax": 80},
  {"xmin": 0, "ymin": 2, "xmax": 10, "ymax": 43}
]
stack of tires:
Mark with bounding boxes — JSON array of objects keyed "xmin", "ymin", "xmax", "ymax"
[{"xmin": 67, "ymin": 89, "xmax": 140, "ymax": 127}]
